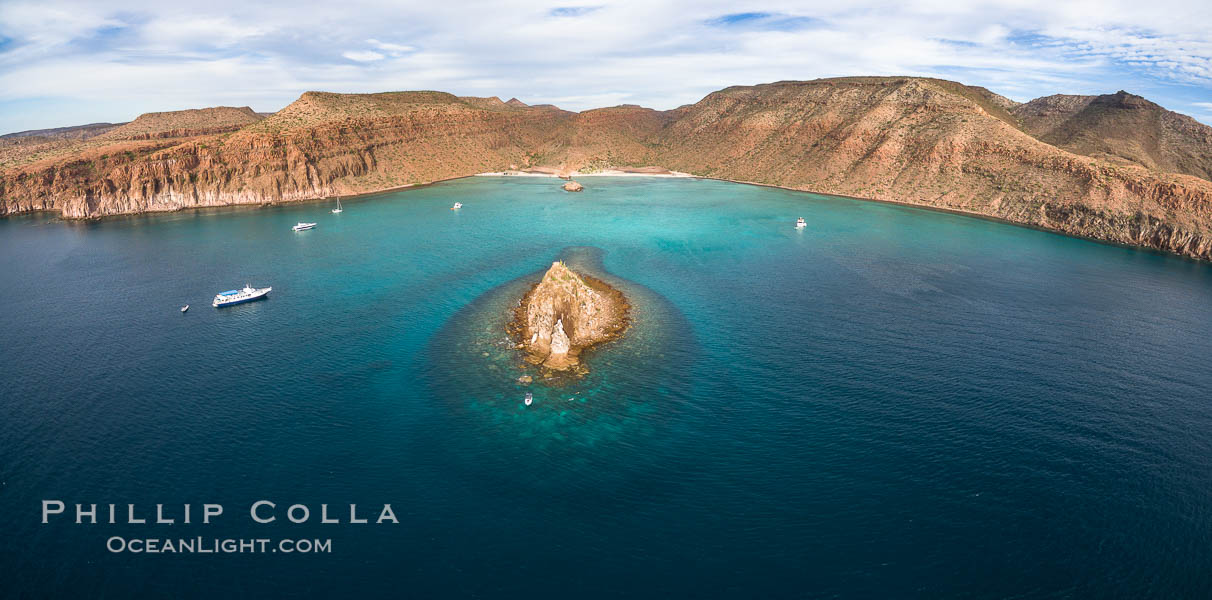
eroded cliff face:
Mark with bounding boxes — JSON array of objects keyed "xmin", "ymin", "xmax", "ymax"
[
  {"xmin": 0, "ymin": 94, "xmax": 572, "ymax": 218},
  {"xmin": 509, "ymin": 261, "xmax": 629, "ymax": 371},
  {"xmin": 3, "ymin": 78, "xmax": 1212, "ymax": 261}
]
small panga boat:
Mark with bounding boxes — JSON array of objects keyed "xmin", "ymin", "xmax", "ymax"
[{"xmin": 181, "ymin": 305, "xmax": 189, "ymax": 313}]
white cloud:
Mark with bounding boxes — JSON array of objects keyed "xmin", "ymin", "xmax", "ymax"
[
  {"xmin": 1, "ymin": 0, "xmax": 1210, "ymax": 133},
  {"xmin": 139, "ymin": 16, "xmax": 269, "ymax": 50},
  {"xmin": 0, "ymin": 3, "xmax": 122, "ymax": 44},
  {"xmin": 341, "ymin": 50, "xmax": 386, "ymax": 62},
  {"xmin": 367, "ymin": 39, "xmax": 415, "ymax": 54}
]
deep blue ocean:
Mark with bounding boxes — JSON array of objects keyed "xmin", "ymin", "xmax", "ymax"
[{"xmin": 2, "ymin": 176, "xmax": 1211, "ymax": 598}]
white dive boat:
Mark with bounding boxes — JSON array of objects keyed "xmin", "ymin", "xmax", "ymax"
[
  {"xmin": 795, "ymin": 217, "xmax": 807, "ymax": 229},
  {"xmin": 451, "ymin": 202, "xmax": 463, "ymax": 210},
  {"xmin": 524, "ymin": 392, "xmax": 533, "ymax": 406},
  {"xmin": 212, "ymin": 284, "xmax": 272, "ymax": 308},
  {"xmin": 331, "ymin": 197, "xmax": 342, "ymax": 214},
  {"xmin": 293, "ymin": 222, "xmax": 317, "ymax": 231},
  {"xmin": 181, "ymin": 305, "xmax": 189, "ymax": 313}
]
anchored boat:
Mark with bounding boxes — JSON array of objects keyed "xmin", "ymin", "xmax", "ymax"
[
  {"xmin": 293, "ymin": 222, "xmax": 317, "ymax": 231},
  {"xmin": 213, "ymin": 284, "xmax": 272, "ymax": 308},
  {"xmin": 451, "ymin": 202, "xmax": 463, "ymax": 210},
  {"xmin": 795, "ymin": 217, "xmax": 806, "ymax": 229}
]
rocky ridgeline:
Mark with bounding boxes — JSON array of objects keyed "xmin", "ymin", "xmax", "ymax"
[
  {"xmin": 509, "ymin": 261, "xmax": 628, "ymax": 373},
  {"xmin": 98, "ymin": 106, "xmax": 263, "ymax": 141},
  {"xmin": 1013, "ymin": 91, "xmax": 1212, "ymax": 182},
  {"xmin": 3, "ymin": 78, "xmax": 1212, "ymax": 260}
]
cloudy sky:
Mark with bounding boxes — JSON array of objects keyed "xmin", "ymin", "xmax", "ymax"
[{"xmin": 1, "ymin": 0, "xmax": 1211, "ymax": 133}]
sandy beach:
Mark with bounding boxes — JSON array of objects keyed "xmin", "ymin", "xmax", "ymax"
[{"xmin": 475, "ymin": 167, "xmax": 696, "ymax": 178}]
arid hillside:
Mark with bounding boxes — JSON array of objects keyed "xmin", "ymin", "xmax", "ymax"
[
  {"xmin": 99, "ymin": 106, "xmax": 264, "ymax": 140},
  {"xmin": 1, "ymin": 122, "xmax": 123, "ymax": 141},
  {"xmin": 2, "ymin": 78, "xmax": 1210, "ymax": 261},
  {"xmin": 1012, "ymin": 92, "xmax": 1212, "ymax": 182},
  {"xmin": 547, "ymin": 105, "xmax": 673, "ymax": 172},
  {"xmin": 0, "ymin": 107, "xmax": 263, "ymax": 172},
  {"xmin": 0, "ymin": 92, "xmax": 572, "ymax": 217},
  {"xmin": 652, "ymin": 77, "xmax": 1212, "ymax": 260}
]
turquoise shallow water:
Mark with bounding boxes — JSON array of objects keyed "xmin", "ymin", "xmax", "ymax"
[{"xmin": 2, "ymin": 176, "xmax": 1212, "ymax": 598}]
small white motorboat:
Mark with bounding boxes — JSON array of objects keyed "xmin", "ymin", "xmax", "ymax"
[
  {"xmin": 293, "ymin": 222, "xmax": 317, "ymax": 231},
  {"xmin": 180, "ymin": 305, "xmax": 189, "ymax": 313},
  {"xmin": 451, "ymin": 202, "xmax": 463, "ymax": 210},
  {"xmin": 524, "ymin": 392, "xmax": 533, "ymax": 406},
  {"xmin": 795, "ymin": 217, "xmax": 807, "ymax": 229},
  {"xmin": 331, "ymin": 197, "xmax": 342, "ymax": 214}
]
